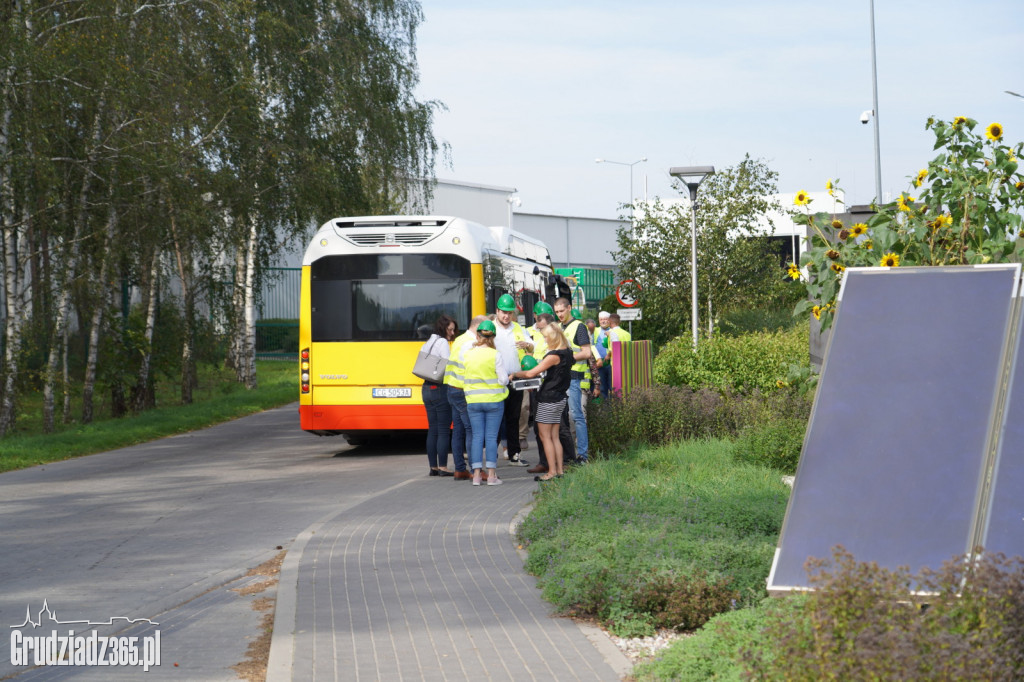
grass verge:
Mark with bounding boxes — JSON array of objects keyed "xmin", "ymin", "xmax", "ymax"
[
  {"xmin": 517, "ymin": 439, "xmax": 789, "ymax": 637},
  {"xmin": 0, "ymin": 362, "xmax": 297, "ymax": 473}
]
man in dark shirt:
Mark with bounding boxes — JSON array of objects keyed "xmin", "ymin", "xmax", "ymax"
[{"xmin": 553, "ymin": 297, "xmax": 592, "ymax": 462}]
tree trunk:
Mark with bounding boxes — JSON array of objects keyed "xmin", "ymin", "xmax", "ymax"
[
  {"xmin": 42, "ymin": 92, "xmax": 106, "ymax": 432},
  {"xmin": 240, "ymin": 213, "xmax": 258, "ymax": 389},
  {"xmin": 168, "ymin": 200, "xmax": 196, "ymax": 404},
  {"xmin": 81, "ymin": 196, "xmax": 118, "ymax": 423},
  {"xmin": 132, "ymin": 249, "xmax": 160, "ymax": 413}
]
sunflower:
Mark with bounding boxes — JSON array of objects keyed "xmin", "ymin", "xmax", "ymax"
[
  {"xmin": 987, "ymin": 122, "xmax": 1003, "ymax": 141},
  {"xmin": 831, "ymin": 263, "xmax": 846, "ymax": 274},
  {"xmin": 863, "ymin": 239, "xmax": 873, "ymax": 250},
  {"xmin": 826, "ymin": 249, "xmax": 840, "ymax": 260},
  {"xmin": 914, "ymin": 169, "xmax": 928, "ymax": 188},
  {"xmin": 776, "ymin": 379, "xmax": 789, "ymax": 389},
  {"xmin": 933, "ymin": 213, "xmax": 953, "ymax": 229},
  {"xmin": 826, "ymin": 179, "xmax": 834, "ymax": 196},
  {"xmin": 897, "ymin": 194, "xmax": 916, "ymax": 212},
  {"xmin": 787, "ymin": 263, "xmax": 801, "ymax": 280},
  {"xmin": 1016, "ymin": 181, "xmax": 1024, "ymax": 191},
  {"xmin": 880, "ymin": 252, "xmax": 900, "ymax": 267},
  {"xmin": 811, "ymin": 305, "xmax": 822, "ymax": 320},
  {"xmin": 838, "ymin": 228, "xmax": 850, "ymax": 241},
  {"xmin": 953, "ymin": 116, "xmax": 968, "ymax": 127},
  {"xmin": 850, "ymin": 223, "xmax": 868, "ymax": 237},
  {"xmin": 831, "ymin": 219, "xmax": 844, "ymax": 230},
  {"xmin": 794, "ymin": 190, "xmax": 810, "ymax": 206}
]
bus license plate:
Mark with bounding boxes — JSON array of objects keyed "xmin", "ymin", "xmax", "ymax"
[{"xmin": 372, "ymin": 388, "xmax": 411, "ymax": 398}]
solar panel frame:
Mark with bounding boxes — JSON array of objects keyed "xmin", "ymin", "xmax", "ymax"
[{"xmin": 768, "ymin": 264, "xmax": 1021, "ymax": 593}]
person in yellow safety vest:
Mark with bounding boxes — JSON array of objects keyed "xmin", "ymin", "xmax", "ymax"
[
  {"xmin": 463, "ymin": 319, "xmax": 509, "ymax": 486},
  {"xmin": 445, "ymin": 314, "xmax": 489, "ymax": 480},
  {"xmin": 553, "ymin": 297, "xmax": 592, "ymax": 463},
  {"xmin": 603, "ymin": 313, "xmax": 632, "ymax": 396},
  {"xmin": 493, "ymin": 293, "xmax": 533, "ymax": 467}
]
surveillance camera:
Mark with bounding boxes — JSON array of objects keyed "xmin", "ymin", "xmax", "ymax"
[{"xmin": 860, "ymin": 110, "xmax": 873, "ymax": 124}]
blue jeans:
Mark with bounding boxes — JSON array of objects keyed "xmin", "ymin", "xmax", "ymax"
[
  {"xmin": 467, "ymin": 401, "xmax": 503, "ymax": 470},
  {"xmin": 599, "ymin": 363, "xmax": 612, "ymax": 399},
  {"xmin": 568, "ymin": 377, "xmax": 588, "ymax": 461},
  {"xmin": 422, "ymin": 383, "xmax": 451, "ymax": 469},
  {"xmin": 447, "ymin": 387, "xmax": 472, "ymax": 472}
]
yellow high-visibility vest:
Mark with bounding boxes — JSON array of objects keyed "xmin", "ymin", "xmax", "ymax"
[{"xmin": 463, "ymin": 346, "xmax": 508, "ymax": 403}]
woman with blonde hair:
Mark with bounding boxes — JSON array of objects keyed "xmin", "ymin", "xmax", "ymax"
[{"xmin": 511, "ymin": 322, "xmax": 571, "ymax": 481}]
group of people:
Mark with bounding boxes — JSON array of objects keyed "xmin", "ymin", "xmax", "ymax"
[{"xmin": 417, "ymin": 294, "xmax": 633, "ymax": 486}]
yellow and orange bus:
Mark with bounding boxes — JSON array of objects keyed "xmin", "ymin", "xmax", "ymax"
[{"xmin": 298, "ymin": 215, "xmax": 556, "ymax": 443}]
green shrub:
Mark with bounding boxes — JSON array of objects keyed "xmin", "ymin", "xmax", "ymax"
[
  {"xmin": 588, "ymin": 384, "xmax": 811, "ymax": 457},
  {"xmin": 731, "ymin": 417, "xmax": 807, "ymax": 473},
  {"xmin": 518, "ymin": 440, "xmax": 789, "ymax": 629},
  {"xmin": 716, "ymin": 306, "xmax": 801, "ymax": 337},
  {"xmin": 654, "ymin": 324, "xmax": 810, "ymax": 392},
  {"xmin": 632, "ymin": 597, "xmax": 801, "ymax": 681},
  {"xmin": 743, "ymin": 547, "xmax": 1024, "ymax": 681}
]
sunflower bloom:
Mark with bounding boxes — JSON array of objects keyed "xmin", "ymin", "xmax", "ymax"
[
  {"xmin": 850, "ymin": 223, "xmax": 867, "ymax": 238},
  {"xmin": 1016, "ymin": 181, "xmax": 1024, "ymax": 191},
  {"xmin": 986, "ymin": 122, "xmax": 1003, "ymax": 141},
  {"xmin": 914, "ymin": 169, "xmax": 928, "ymax": 188},
  {"xmin": 794, "ymin": 190, "xmax": 810, "ymax": 206},
  {"xmin": 831, "ymin": 263, "xmax": 845, "ymax": 274},
  {"xmin": 863, "ymin": 239, "xmax": 873, "ymax": 251},
  {"xmin": 826, "ymin": 249, "xmax": 840, "ymax": 260},
  {"xmin": 787, "ymin": 263, "xmax": 801, "ymax": 280},
  {"xmin": 826, "ymin": 179, "xmax": 834, "ymax": 196},
  {"xmin": 897, "ymin": 194, "xmax": 916, "ymax": 212},
  {"xmin": 880, "ymin": 252, "xmax": 900, "ymax": 267},
  {"xmin": 831, "ymin": 219, "xmax": 843, "ymax": 230},
  {"xmin": 811, "ymin": 305, "xmax": 822, "ymax": 320},
  {"xmin": 953, "ymin": 116, "xmax": 968, "ymax": 127},
  {"xmin": 933, "ymin": 213, "xmax": 953, "ymax": 229}
]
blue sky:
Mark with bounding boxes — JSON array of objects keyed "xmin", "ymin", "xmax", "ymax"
[{"xmin": 415, "ymin": 1, "xmax": 1024, "ymax": 220}]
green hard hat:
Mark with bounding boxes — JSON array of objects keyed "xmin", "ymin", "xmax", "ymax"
[
  {"xmin": 496, "ymin": 293, "xmax": 517, "ymax": 312},
  {"xmin": 477, "ymin": 319, "xmax": 496, "ymax": 336},
  {"xmin": 533, "ymin": 301, "xmax": 554, "ymax": 316},
  {"xmin": 570, "ymin": 308, "xmax": 582, "ymax": 320},
  {"xmin": 520, "ymin": 355, "xmax": 538, "ymax": 371}
]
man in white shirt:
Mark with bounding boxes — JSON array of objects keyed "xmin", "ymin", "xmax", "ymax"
[{"xmin": 493, "ymin": 294, "xmax": 533, "ymax": 466}]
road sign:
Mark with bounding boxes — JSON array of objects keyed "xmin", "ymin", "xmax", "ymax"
[
  {"xmin": 615, "ymin": 279, "xmax": 640, "ymax": 307},
  {"xmin": 617, "ymin": 308, "xmax": 642, "ymax": 321}
]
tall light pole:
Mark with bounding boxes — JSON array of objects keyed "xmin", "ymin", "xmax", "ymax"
[
  {"xmin": 868, "ymin": 0, "xmax": 883, "ymax": 204},
  {"xmin": 595, "ymin": 157, "xmax": 647, "ymax": 220},
  {"xmin": 670, "ymin": 166, "xmax": 715, "ymax": 350}
]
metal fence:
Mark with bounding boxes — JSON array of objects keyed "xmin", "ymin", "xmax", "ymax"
[{"xmin": 257, "ymin": 267, "xmax": 300, "ymax": 360}]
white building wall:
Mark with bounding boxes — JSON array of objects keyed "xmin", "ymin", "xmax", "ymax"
[{"xmin": 512, "ymin": 213, "xmax": 623, "ymax": 270}]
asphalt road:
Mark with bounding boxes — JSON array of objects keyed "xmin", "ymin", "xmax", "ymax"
[{"xmin": 0, "ymin": 404, "xmax": 425, "ymax": 680}]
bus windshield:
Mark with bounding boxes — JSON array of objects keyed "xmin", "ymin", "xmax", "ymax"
[{"xmin": 310, "ymin": 253, "xmax": 471, "ymax": 341}]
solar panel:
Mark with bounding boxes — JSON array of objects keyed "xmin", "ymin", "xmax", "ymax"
[
  {"xmin": 982, "ymin": 295, "xmax": 1024, "ymax": 556},
  {"xmin": 768, "ymin": 265, "xmax": 1021, "ymax": 593}
]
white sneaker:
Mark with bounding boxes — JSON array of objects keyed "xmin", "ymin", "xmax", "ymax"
[
  {"xmin": 487, "ymin": 477, "xmax": 503, "ymax": 486},
  {"xmin": 508, "ymin": 456, "xmax": 529, "ymax": 467}
]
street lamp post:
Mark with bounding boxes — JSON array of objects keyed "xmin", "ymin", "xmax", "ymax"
[
  {"xmin": 595, "ymin": 157, "xmax": 647, "ymax": 221},
  {"xmin": 669, "ymin": 166, "xmax": 715, "ymax": 350},
  {"xmin": 868, "ymin": 0, "xmax": 883, "ymax": 204}
]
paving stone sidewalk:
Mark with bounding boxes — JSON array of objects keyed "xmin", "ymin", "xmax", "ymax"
[{"xmin": 267, "ymin": 463, "xmax": 630, "ymax": 681}]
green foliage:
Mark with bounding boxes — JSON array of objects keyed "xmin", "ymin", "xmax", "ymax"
[
  {"xmin": 518, "ymin": 440, "xmax": 790, "ymax": 630},
  {"xmin": 732, "ymin": 417, "xmax": 806, "ymax": 473},
  {"xmin": 742, "ymin": 547, "xmax": 1024, "ymax": 680},
  {"xmin": 794, "ymin": 116, "xmax": 1024, "ymax": 330},
  {"xmin": 588, "ymin": 383, "xmax": 811, "ymax": 456},
  {"xmin": 653, "ymin": 324, "xmax": 809, "ymax": 393},
  {"xmin": 632, "ymin": 597, "xmax": 799, "ymax": 682},
  {"xmin": 715, "ymin": 305, "xmax": 803, "ymax": 337},
  {"xmin": 614, "ymin": 156, "xmax": 790, "ymax": 347}
]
